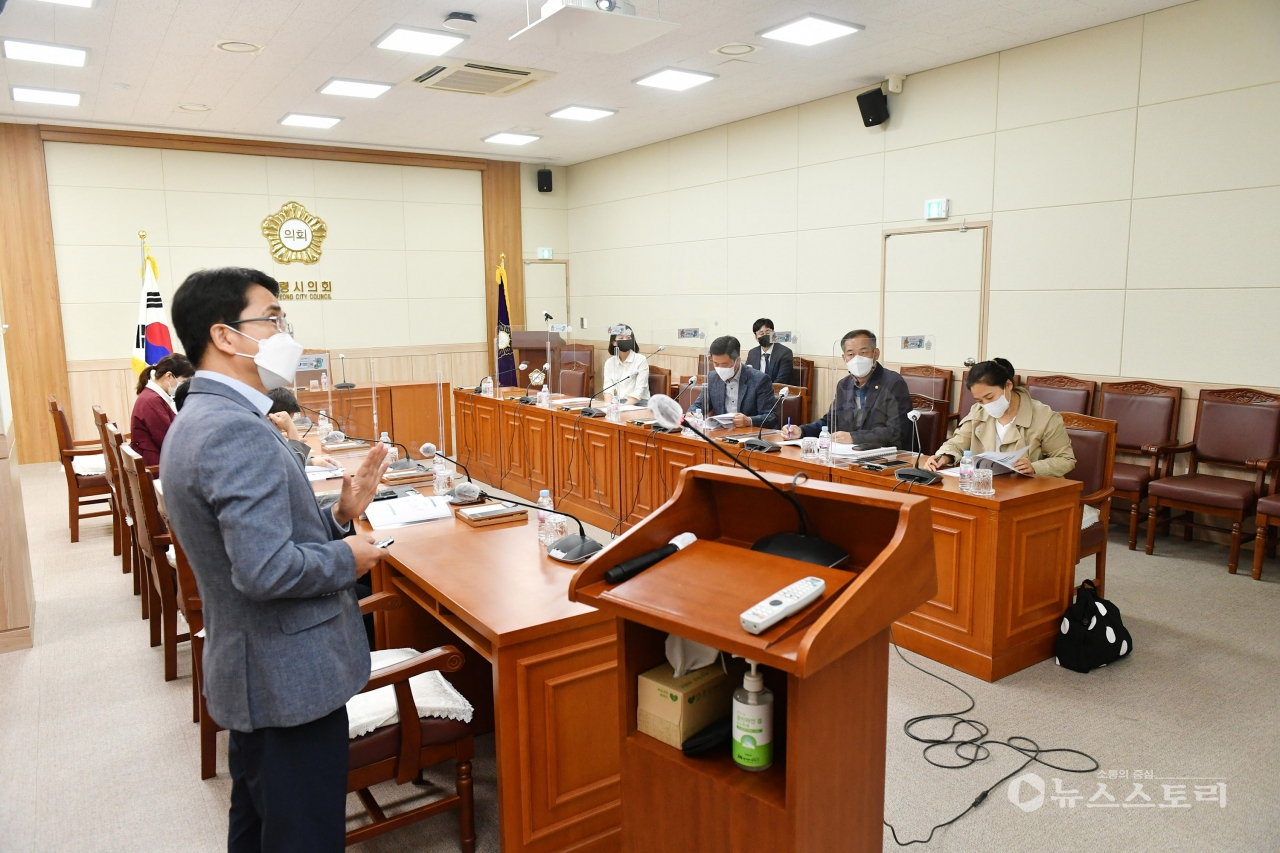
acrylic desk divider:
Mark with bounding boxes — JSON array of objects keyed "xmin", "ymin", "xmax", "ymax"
[{"xmin": 569, "ymin": 463, "xmax": 938, "ymax": 853}]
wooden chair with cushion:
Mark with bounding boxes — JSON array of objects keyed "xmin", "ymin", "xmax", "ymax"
[
  {"xmin": 1097, "ymin": 381, "xmax": 1182, "ymax": 550},
  {"xmin": 104, "ymin": 424, "xmax": 146, "ymax": 609},
  {"xmin": 1062, "ymin": 413, "xmax": 1117, "ymax": 596},
  {"xmin": 346, "ymin": 642, "xmax": 475, "ymax": 849},
  {"xmin": 1253, "ymin": 494, "xmax": 1280, "ymax": 580},
  {"xmin": 1026, "ymin": 374, "xmax": 1095, "ymax": 415},
  {"xmin": 646, "ymin": 364, "xmax": 672, "ymax": 399},
  {"xmin": 92, "ymin": 406, "xmax": 127, "ymax": 571},
  {"xmin": 558, "ymin": 368, "xmax": 586, "ymax": 399},
  {"xmin": 676, "ymin": 382, "xmax": 705, "ymax": 413},
  {"xmin": 948, "ymin": 371, "xmax": 1021, "ymax": 434},
  {"xmin": 793, "ymin": 357, "xmax": 815, "ymax": 418},
  {"xmin": 121, "ymin": 444, "xmax": 189, "ymax": 680},
  {"xmin": 1145, "ymin": 388, "xmax": 1280, "ymax": 574},
  {"xmin": 908, "ymin": 394, "xmax": 945, "ymax": 456},
  {"xmin": 48, "ymin": 395, "xmax": 112, "ymax": 543}
]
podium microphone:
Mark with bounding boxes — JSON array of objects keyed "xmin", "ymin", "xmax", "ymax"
[
  {"xmin": 474, "ymin": 489, "xmax": 602, "ymax": 564},
  {"xmin": 580, "ymin": 371, "xmax": 640, "ymax": 418},
  {"xmin": 649, "ymin": 395, "xmax": 847, "ymax": 568},
  {"xmin": 895, "ymin": 410, "xmax": 940, "ymax": 486},
  {"xmin": 337, "ymin": 433, "xmax": 417, "ymax": 470},
  {"xmin": 420, "ymin": 443, "xmax": 472, "ymax": 483},
  {"xmin": 743, "ymin": 387, "xmax": 789, "ymax": 453},
  {"xmin": 335, "ymin": 353, "xmax": 355, "ymax": 390},
  {"xmin": 604, "ymin": 532, "xmax": 696, "ymax": 584}
]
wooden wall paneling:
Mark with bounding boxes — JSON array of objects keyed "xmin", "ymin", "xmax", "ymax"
[
  {"xmin": 390, "ymin": 383, "xmax": 452, "ymax": 459},
  {"xmin": 482, "ymin": 160, "xmax": 524, "ymax": 376},
  {"xmin": 66, "ymin": 361, "xmax": 136, "ymax": 442},
  {"xmin": 0, "ymin": 429, "xmax": 36, "ymax": 652},
  {"xmin": 0, "ymin": 123, "xmax": 69, "ymax": 463}
]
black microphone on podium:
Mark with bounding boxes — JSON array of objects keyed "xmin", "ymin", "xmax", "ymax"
[
  {"xmin": 648, "ymin": 395, "xmax": 848, "ymax": 568},
  {"xmin": 742, "ymin": 387, "xmax": 789, "ymax": 453},
  {"xmin": 604, "ymin": 532, "xmax": 697, "ymax": 584}
]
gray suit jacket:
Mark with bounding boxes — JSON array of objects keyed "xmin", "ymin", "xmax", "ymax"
[
  {"xmin": 160, "ymin": 377, "xmax": 369, "ymax": 732},
  {"xmin": 692, "ymin": 364, "xmax": 780, "ymax": 428}
]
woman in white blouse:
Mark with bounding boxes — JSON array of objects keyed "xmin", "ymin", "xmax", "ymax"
[{"xmin": 602, "ymin": 325, "xmax": 650, "ymax": 404}]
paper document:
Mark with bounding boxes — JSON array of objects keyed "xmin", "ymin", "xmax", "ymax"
[
  {"xmin": 705, "ymin": 414, "xmax": 737, "ymax": 428},
  {"xmin": 556, "ymin": 397, "xmax": 592, "ymax": 406},
  {"xmin": 975, "ymin": 446, "xmax": 1031, "ymax": 476},
  {"xmin": 616, "ymin": 404, "xmax": 647, "ymax": 412},
  {"xmin": 306, "ymin": 466, "xmax": 345, "ymax": 482},
  {"xmin": 831, "ymin": 445, "xmax": 897, "ymax": 460},
  {"xmin": 364, "ymin": 494, "xmax": 453, "ymax": 530}
]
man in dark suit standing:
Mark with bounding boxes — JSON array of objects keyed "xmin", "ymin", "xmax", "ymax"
[
  {"xmin": 693, "ymin": 335, "xmax": 779, "ymax": 428},
  {"xmin": 161, "ymin": 267, "xmax": 390, "ymax": 853},
  {"xmin": 744, "ymin": 318, "xmax": 797, "ymax": 385}
]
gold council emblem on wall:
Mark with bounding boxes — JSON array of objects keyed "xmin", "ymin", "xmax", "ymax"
[{"xmin": 262, "ymin": 201, "xmax": 327, "ymax": 264}]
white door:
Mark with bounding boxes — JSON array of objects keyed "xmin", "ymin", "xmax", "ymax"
[{"xmin": 882, "ymin": 227, "xmax": 987, "ymax": 368}]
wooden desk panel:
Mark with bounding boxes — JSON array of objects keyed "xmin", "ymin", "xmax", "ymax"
[
  {"xmin": 553, "ymin": 412, "xmax": 623, "ymax": 533},
  {"xmin": 298, "ymin": 385, "xmax": 391, "ymax": 442},
  {"xmin": 832, "ymin": 465, "xmax": 1080, "ymax": 681},
  {"xmin": 498, "ymin": 401, "xmax": 556, "ymax": 503},
  {"xmin": 390, "ymin": 382, "xmax": 452, "ymax": 458}
]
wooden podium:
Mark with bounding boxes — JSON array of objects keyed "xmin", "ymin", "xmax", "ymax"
[
  {"xmin": 570, "ymin": 465, "xmax": 937, "ymax": 853},
  {"xmin": 509, "ymin": 331, "xmax": 596, "ymax": 398}
]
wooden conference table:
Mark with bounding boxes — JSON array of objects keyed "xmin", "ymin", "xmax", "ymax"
[{"xmin": 453, "ymin": 388, "xmax": 1083, "ymax": 682}]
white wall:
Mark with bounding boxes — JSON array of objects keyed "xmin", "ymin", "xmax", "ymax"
[
  {"xmin": 564, "ymin": 0, "xmax": 1280, "ymax": 389},
  {"xmin": 44, "ymin": 143, "xmax": 488, "ymax": 362}
]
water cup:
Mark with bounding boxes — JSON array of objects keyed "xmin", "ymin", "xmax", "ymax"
[
  {"xmin": 800, "ymin": 437, "xmax": 820, "ymax": 459},
  {"xmin": 972, "ymin": 468, "xmax": 995, "ymax": 496}
]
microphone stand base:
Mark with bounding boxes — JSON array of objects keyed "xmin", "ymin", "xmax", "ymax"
[
  {"xmin": 741, "ymin": 438, "xmax": 781, "ymax": 453},
  {"xmin": 895, "ymin": 468, "xmax": 941, "ymax": 486},
  {"xmin": 751, "ymin": 532, "xmax": 849, "ymax": 568},
  {"xmin": 578, "ymin": 407, "xmax": 606, "ymax": 418},
  {"xmin": 334, "ymin": 382, "xmax": 356, "ymax": 390},
  {"xmin": 547, "ymin": 533, "xmax": 603, "ymax": 564}
]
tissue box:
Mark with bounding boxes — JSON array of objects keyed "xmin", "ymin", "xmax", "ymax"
[{"xmin": 637, "ymin": 662, "xmax": 731, "ymax": 750}]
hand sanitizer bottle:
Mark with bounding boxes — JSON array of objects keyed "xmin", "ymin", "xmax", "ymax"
[{"xmin": 732, "ymin": 660, "xmax": 773, "ymax": 772}]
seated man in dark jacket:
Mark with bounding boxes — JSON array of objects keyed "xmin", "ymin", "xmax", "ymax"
[
  {"xmin": 745, "ymin": 317, "xmax": 797, "ymax": 385},
  {"xmin": 692, "ymin": 335, "xmax": 779, "ymax": 428},
  {"xmin": 782, "ymin": 329, "xmax": 912, "ymax": 448}
]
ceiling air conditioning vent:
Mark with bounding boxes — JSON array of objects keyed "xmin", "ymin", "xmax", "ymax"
[{"xmin": 410, "ymin": 59, "xmax": 554, "ymax": 96}]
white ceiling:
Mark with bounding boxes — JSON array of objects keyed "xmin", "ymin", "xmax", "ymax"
[{"xmin": 0, "ymin": 0, "xmax": 1186, "ymax": 166}]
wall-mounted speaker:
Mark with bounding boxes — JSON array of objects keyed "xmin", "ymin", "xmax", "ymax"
[
  {"xmin": 537, "ymin": 168, "xmax": 553, "ymax": 193},
  {"xmin": 856, "ymin": 88, "xmax": 889, "ymax": 127}
]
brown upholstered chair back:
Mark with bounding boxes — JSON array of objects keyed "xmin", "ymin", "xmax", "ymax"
[
  {"xmin": 647, "ymin": 365, "xmax": 672, "ymax": 398},
  {"xmin": 558, "ymin": 369, "xmax": 586, "ymax": 399},
  {"xmin": 1097, "ymin": 381, "xmax": 1180, "ymax": 452},
  {"xmin": 47, "ymin": 395, "xmax": 76, "ymax": 458},
  {"xmin": 1194, "ymin": 389, "xmax": 1280, "ymax": 466},
  {"xmin": 900, "ymin": 365, "xmax": 951, "ymax": 406},
  {"xmin": 908, "ymin": 393, "xmax": 945, "ymax": 455},
  {"xmin": 794, "ymin": 357, "xmax": 815, "ymax": 391},
  {"xmin": 1026, "ymin": 374, "xmax": 1095, "ymax": 415},
  {"xmin": 92, "ymin": 406, "xmax": 122, "ymax": 494},
  {"xmin": 677, "ymin": 383, "xmax": 705, "ymax": 412},
  {"xmin": 1062, "ymin": 413, "xmax": 1116, "ymax": 499},
  {"xmin": 104, "ymin": 424, "xmax": 133, "ymax": 522},
  {"xmin": 779, "ymin": 391, "xmax": 804, "ymax": 426},
  {"xmin": 957, "ymin": 371, "xmax": 1022, "ymax": 423},
  {"xmin": 121, "ymin": 445, "xmax": 166, "ymax": 569}
]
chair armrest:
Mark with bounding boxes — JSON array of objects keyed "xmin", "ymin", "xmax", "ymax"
[
  {"xmin": 1081, "ymin": 487, "xmax": 1115, "ymax": 506},
  {"xmin": 61, "ymin": 447, "xmax": 105, "ymax": 457},
  {"xmin": 1142, "ymin": 441, "xmax": 1192, "ymax": 456},
  {"xmin": 358, "ymin": 645, "xmax": 464, "ymax": 694},
  {"xmin": 73, "ymin": 439, "xmax": 102, "ymax": 448},
  {"xmin": 145, "ymin": 464, "xmax": 160, "ymax": 475},
  {"xmin": 156, "ymin": 533, "xmax": 172, "ymax": 547},
  {"xmin": 1246, "ymin": 456, "xmax": 1280, "ymax": 471},
  {"xmin": 359, "ymin": 591, "xmax": 402, "ymax": 615}
]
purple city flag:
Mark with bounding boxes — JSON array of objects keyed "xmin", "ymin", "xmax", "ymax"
[{"xmin": 495, "ymin": 256, "xmax": 518, "ymax": 388}]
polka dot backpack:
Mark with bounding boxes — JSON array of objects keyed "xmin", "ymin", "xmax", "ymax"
[{"xmin": 1054, "ymin": 579, "xmax": 1133, "ymax": 673}]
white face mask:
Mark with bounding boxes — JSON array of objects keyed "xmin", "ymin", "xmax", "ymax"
[
  {"xmin": 225, "ymin": 326, "xmax": 304, "ymax": 391},
  {"xmin": 714, "ymin": 363, "xmax": 738, "ymax": 381},
  {"xmin": 981, "ymin": 390, "xmax": 1011, "ymax": 419},
  {"xmin": 847, "ymin": 355, "xmax": 875, "ymax": 378}
]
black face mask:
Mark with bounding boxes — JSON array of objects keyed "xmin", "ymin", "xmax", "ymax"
[
  {"xmin": 616, "ymin": 339, "xmax": 634, "ymax": 353},
  {"xmin": 757, "ymin": 333, "xmax": 773, "ymax": 345}
]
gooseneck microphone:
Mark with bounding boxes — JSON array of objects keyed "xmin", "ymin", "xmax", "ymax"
[
  {"xmin": 649, "ymin": 395, "xmax": 848, "ymax": 568},
  {"xmin": 335, "ymin": 353, "xmax": 355, "ymax": 390},
  {"xmin": 473, "ymin": 489, "xmax": 602, "ymax": 564},
  {"xmin": 743, "ymin": 387, "xmax": 789, "ymax": 453},
  {"xmin": 604, "ymin": 532, "xmax": 696, "ymax": 584},
  {"xmin": 580, "ymin": 371, "xmax": 639, "ymax": 418},
  {"xmin": 895, "ymin": 410, "xmax": 941, "ymax": 486},
  {"xmin": 420, "ymin": 443, "xmax": 472, "ymax": 483},
  {"xmin": 333, "ymin": 432, "xmax": 416, "ymax": 470}
]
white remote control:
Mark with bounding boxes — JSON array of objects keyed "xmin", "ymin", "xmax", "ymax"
[{"xmin": 740, "ymin": 577, "xmax": 826, "ymax": 635}]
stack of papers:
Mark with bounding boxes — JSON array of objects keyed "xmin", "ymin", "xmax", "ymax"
[
  {"xmin": 305, "ymin": 466, "xmax": 344, "ymax": 482},
  {"xmin": 705, "ymin": 414, "xmax": 737, "ymax": 428},
  {"xmin": 364, "ymin": 494, "xmax": 453, "ymax": 530},
  {"xmin": 830, "ymin": 445, "xmax": 897, "ymax": 460}
]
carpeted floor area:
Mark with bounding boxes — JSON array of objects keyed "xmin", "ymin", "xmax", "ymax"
[{"xmin": 2, "ymin": 461, "xmax": 1278, "ymax": 852}]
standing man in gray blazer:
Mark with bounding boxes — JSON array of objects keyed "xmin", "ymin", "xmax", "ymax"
[
  {"xmin": 692, "ymin": 335, "xmax": 780, "ymax": 428},
  {"xmin": 161, "ymin": 267, "xmax": 390, "ymax": 853}
]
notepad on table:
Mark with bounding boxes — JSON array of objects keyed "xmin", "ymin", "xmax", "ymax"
[{"xmin": 364, "ymin": 495, "xmax": 453, "ymax": 530}]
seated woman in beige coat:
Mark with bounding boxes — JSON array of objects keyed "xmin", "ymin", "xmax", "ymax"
[{"xmin": 924, "ymin": 358, "xmax": 1076, "ymax": 477}]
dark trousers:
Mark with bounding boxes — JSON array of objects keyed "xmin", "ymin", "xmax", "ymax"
[{"xmin": 228, "ymin": 705, "xmax": 349, "ymax": 853}]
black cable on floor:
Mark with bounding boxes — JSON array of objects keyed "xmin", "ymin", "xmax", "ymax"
[{"xmin": 883, "ymin": 631, "xmax": 1100, "ymax": 847}]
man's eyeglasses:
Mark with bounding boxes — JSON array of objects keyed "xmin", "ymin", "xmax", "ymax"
[{"xmin": 227, "ymin": 315, "xmax": 294, "ymax": 336}]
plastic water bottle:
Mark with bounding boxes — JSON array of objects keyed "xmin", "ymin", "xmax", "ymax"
[
  {"xmin": 607, "ymin": 395, "xmax": 621, "ymax": 423},
  {"xmin": 818, "ymin": 426, "xmax": 832, "ymax": 464},
  {"xmin": 958, "ymin": 450, "xmax": 975, "ymax": 493},
  {"xmin": 536, "ymin": 490, "xmax": 556, "ymax": 546},
  {"xmin": 317, "ymin": 410, "xmax": 331, "ymax": 439},
  {"xmin": 538, "ymin": 386, "xmax": 551, "ymax": 408},
  {"xmin": 379, "ymin": 431, "xmax": 397, "ymax": 465},
  {"xmin": 320, "ymin": 371, "xmax": 329, "ymax": 391}
]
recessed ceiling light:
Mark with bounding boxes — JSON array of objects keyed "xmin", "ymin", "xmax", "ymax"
[
  {"xmin": 35, "ymin": 0, "xmax": 94, "ymax": 7},
  {"xmin": 215, "ymin": 40, "xmax": 262, "ymax": 54},
  {"xmin": 634, "ymin": 67, "xmax": 716, "ymax": 92},
  {"xmin": 280, "ymin": 113, "xmax": 341, "ymax": 129},
  {"xmin": 320, "ymin": 79, "xmax": 392, "ymax": 99},
  {"xmin": 484, "ymin": 132, "xmax": 539, "ymax": 146},
  {"xmin": 3, "ymin": 39, "xmax": 87, "ymax": 67},
  {"xmin": 375, "ymin": 26, "xmax": 467, "ymax": 56},
  {"xmin": 758, "ymin": 14, "xmax": 863, "ymax": 47},
  {"xmin": 549, "ymin": 105, "xmax": 616, "ymax": 122},
  {"xmin": 713, "ymin": 42, "xmax": 758, "ymax": 57},
  {"xmin": 178, "ymin": 103, "xmax": 211, "ymax": 112},
  {"xmin": 12, "ymin": 86, "xmax": 81, "ymax": 106}
]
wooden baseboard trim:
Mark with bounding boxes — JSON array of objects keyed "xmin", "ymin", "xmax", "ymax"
[{"xmin": 0, "ymin": 626, "xmax": 33, "ymax": 654}]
